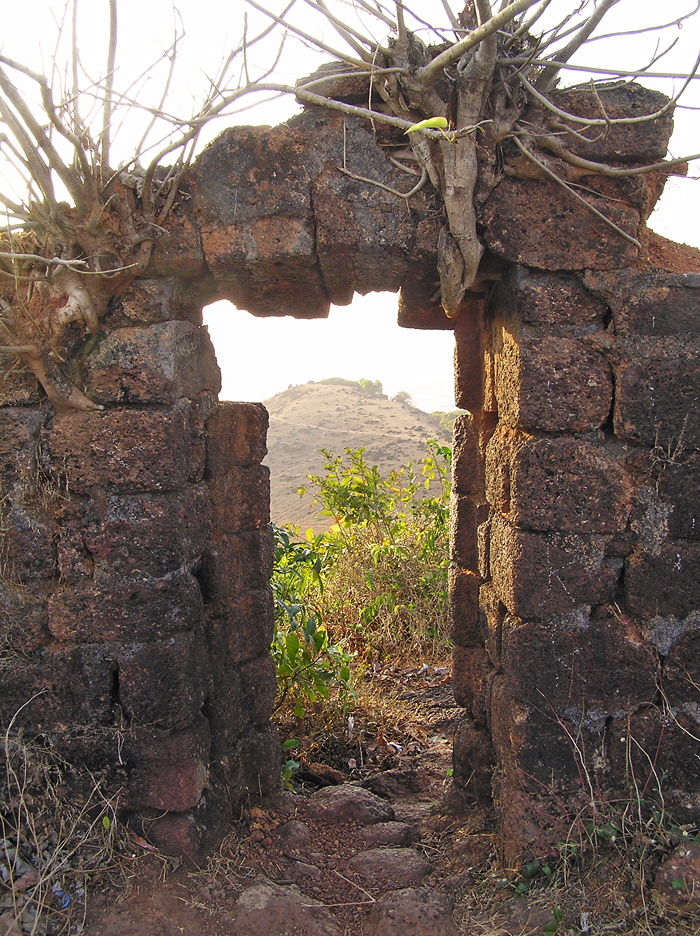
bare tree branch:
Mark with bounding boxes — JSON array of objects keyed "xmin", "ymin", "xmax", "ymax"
[
  {"xmin": 0, "ymin": 252, "xmax": 88, "ymax": 269},
  {"xmin": 0, "ymin": 61, "xmax": 84, "ymax": 207},
  {"xmin": 396, "ymin": 1, "xmax": 408, "ymax": 44},
  {"xmin": 418, "ymin": 0, "xmax": 540, "ymax": 85},
  {"xmin": 505, "ymin": 55, "xmax": 700, "ymax": 82},
  {"xmin": 520, "ymin": 52, "xmax": 700, "ymax": 128},
  {"xmin": 0, "ymin": 93, "xmax": 57, "ymax": 208},
  {"xmin": 582, "ymin": 1, "xmax": 700, "ymax": 45},
  {"xmin": 302, "ymin": 0, "xmax": 380, "ymax": 62},
  {"xmin": 536, "ymin": 0, "xmax": 623, "ymax": 91},
  {"xmin": 352, "ymin": 0, "xmax": 397, "ymax": 31},
  {"xmin": 536, "ymin": 135, "xmax": 700, "ymax": 178},
  {"xmin": 440, "ymin": 0, "xmax": 460, "ymax": 33},
  {"xmin": 245, "ymin": 0, "xmax": 373, "ymax": 68},
  {"xmin": 100, "ymin": 0, "xmax": 118, "ymax": 178},
  {"xmin": 504, "ymin": 0, "xmax": 555, "ymax": 46}
]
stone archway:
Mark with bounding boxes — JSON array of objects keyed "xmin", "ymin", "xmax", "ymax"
[{"xmin": 2, "ymin": 83, "xmax": 700, "ymax": 861}]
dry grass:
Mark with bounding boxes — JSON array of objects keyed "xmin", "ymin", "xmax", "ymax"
[
  {"xmin": 0, "ymin": 702, "xmax": 129, "ymax": 936},
  {"xmin": 320, "ymin": 529, "xmax": 451, "ymax": 667}
]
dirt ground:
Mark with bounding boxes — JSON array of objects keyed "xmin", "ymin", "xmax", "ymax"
[
  {"xmin": 85, "ymin": 669, "xmax": 476, "ymax": 936},
  {"xmin": 75, "ymin": 666, "xmax": 700, "ymax": 936}
]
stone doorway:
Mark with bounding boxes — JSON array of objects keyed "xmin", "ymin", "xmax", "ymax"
[{"xmin": 3, "ymin": 85, "xmax": 700, "ymax": 867}]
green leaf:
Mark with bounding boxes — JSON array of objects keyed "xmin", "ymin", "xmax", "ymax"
[
  {"xmin": 312, "ymin": 629, "xmax": 327, "ymax": 652},
  {"xmin": 405, "ymin": 116, "xmax": 449, "ymax": 134},
  {"xmin": 102, "ymin": 815, "xmax": 111, "ymax": 830},
  {"xmin": 282, "ymin": 738, "xmax": 300, "ymax": 750},
  {"xmin": 286, "ymin": 631, "xmax": 300, "ymax": 660}
]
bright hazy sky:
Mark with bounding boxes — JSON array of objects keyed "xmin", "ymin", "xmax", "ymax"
[{"xmin": 3, "ymin": 1, "xmax": 699, "ymax": 411}]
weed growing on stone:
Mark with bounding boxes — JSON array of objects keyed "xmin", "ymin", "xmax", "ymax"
[
  {"xmin": 492, "ymin": 733, "xmax": 700, "ymax": 935},
  {"xmin": 650, "ymin": 416, "xmax": 688, "ymax": 492}
]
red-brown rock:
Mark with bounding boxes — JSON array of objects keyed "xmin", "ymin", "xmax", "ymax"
[
  {"xmin": 494, "ymin": 332, "xmax": 613, "ymax": 432},
  {"xmin": 613, "ymin": 338, "xmax": 700, "ymax": 448},
  {"xmin": 200, "ymin": 527, "xmax": 274, "ymax": 603},
  {"xmin": 490, "ymin": 514, "xmax": 619, "ymax": 618},
  {"xmin": 43, "ymin": 409, "xmax": 193, "ymax": 493},
  {"xmin": 83, "ymin": 321, "xmax": 221, "ymax": 405},
  {"xmin": 625, "ymin": 544, "xmax": 700, "ymax": 619},
  {"xmin": 104, "ymin": 277, "xmax": 208, "ymax": 328},
  {"xmin": 117, "ymin": 629, "xmax": 210, "ymax": 731},
  {"xmin": 501, "ymin": 610, "xmax": 658, "ymax": 713},
  {"xmin": 452, "ymin": 645, "xmax": 494, "ymax": 724},
  {"xmin": 124, "ymin": 716, "xmax": 211, "ymax": 812},
  {"xmin": 239, "ymin": 652, "xmax": 277, "ymax": 728},
  {"xmin": 48, "ymin": 570, "xmax": 203, "ymax": 644},
  {"xmin": 449, "ymin": 567, "xmax": 481, "ymax": 648},
  {"xmin": 486, "ymin": 427, "xmax": 633, "ymax": 533},
  {"xmin": 208, "ymin": 465, "xmax": 270, "ymax": 533},
  {"xmin": 205, "ymin": 402, "xmax": 268, "ymax": 474},
  {"xmin": 83, "ymin": 485, "xmax": 211, "ymax": 578},
  {"xmin": 478, "ymin": 581, "xmax": 506, "ymax": 667},
  {"xmin": 481, "ymin": 177, "xmax": 640, "ymax": 271},
  {"xmin": 584, "ymin": 270, "xmax": 700, "ymax": 338},
  {"xmin": 509, "ymin": 270, "xmax": 607, "ymax": 333},
  {"xmin": 655, "ymin": 842, "xmax": 700, "ymax": 907}
]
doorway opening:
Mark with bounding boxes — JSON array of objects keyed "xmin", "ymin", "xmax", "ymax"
[
  {"xmin": 203, "ymin": 292, "xmax": 463, "ymax": 798},
  {"xmin": 203, "ymin": 293, "xmax": 459, "ymax": 530}
]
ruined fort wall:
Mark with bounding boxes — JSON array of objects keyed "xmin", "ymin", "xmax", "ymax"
[
  {"xmin": 1, "ymin": 85, "xmax": 699, "ymax": 860},
  {"xmin": 0, "ymin": 283, "xmax": 278, "ymax": 858},
  {"xmin": 450, "ymin": 101, "xmax": 700, "ymax": 858}
]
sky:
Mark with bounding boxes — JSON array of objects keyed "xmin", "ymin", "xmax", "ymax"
[{"xmin": 2, "ymin": 1, "xmax": 699, "ymax": 412}]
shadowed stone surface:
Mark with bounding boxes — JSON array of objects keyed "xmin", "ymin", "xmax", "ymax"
[
  {"xmin": 347, "ymin": 848, "xmax": 433, "ymax": 887},
  {"xmin": 308, "ymin": 784, "xmax": 396, "ymax": 825},
  {"xmin": 364, "ymin": 887, "xmax": 459, "ymax": 936},
  {"xmin": 230, "ymin": 881, "xmax": 342, "ymax": 936}
]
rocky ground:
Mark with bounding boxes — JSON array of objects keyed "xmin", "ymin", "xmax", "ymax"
[
  {"xmin": 77, "ymin": 666, "xmax": 700, "ymax": 936},
  {"xmin": 85, "ymin": 669, "xmax": 481, "ymax": 936}
]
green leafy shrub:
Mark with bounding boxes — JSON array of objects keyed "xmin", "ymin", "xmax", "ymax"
[
  {"xmin": 318, "ymin": 377, "xmax": 386, "ymax": 398},
  {"xmin": 300, "ymin": 440, "xmax": 452, "ymax": 662},
  {"xmin": 270, "ymin": 524, "xmax": 354, "ymax": 717},
  {"xmin": 270, "ymin": 441, "xmax": 452, "ymax": 716},
  {"xmin": 430, "ymin": 409, "xmax": 466, "ymax": 433}
]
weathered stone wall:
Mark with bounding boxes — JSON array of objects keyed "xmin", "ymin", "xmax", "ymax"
[
  {"xmin": 449, "ymin": 89, "xmax": 700, "ymax": 862},
  {"xmin": 0, "ymin": 286, "xmax": 278, "ymax": 858},
  {"xmin": 2, "ymin": 82, "xmax": 699, "ymax": 862}
]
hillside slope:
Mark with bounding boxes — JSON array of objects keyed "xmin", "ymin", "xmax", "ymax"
[{"xmin": 264, "ymin": 382, "xmax": 452, "ymax": 532}]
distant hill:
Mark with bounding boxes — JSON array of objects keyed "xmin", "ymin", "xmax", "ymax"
[{"xmin": 264, "ymin": 382, "xmax": 452, "ymax": 532}]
